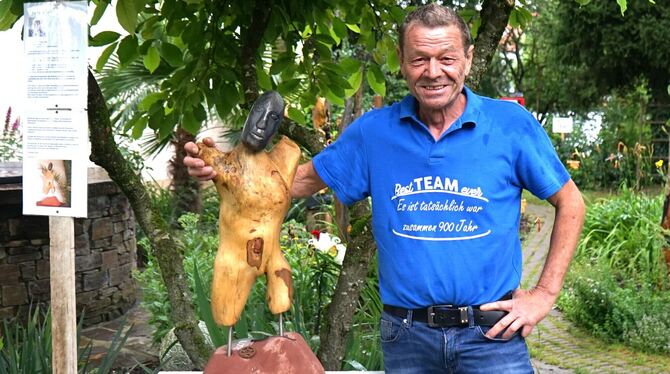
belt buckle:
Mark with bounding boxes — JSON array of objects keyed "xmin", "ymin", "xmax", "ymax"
[
  {"xmin": 427, "ymin": 305, "xmax": 469, "ymax": 327},
  {"xmin": 427, "ymin": 304, "xmax": 452, "ymax": 327}
]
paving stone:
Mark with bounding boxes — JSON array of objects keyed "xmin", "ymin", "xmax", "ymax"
[{"xmin": 522, "ymin": 203, "xmax": 670, "ymax": 374}]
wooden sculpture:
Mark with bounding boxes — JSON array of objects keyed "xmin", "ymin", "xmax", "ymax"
[{"xmin": 196, "ymin": 91, "xmax": 301, "ymax": 326}]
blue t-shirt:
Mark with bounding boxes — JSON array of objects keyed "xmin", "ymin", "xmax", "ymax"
[{"xmin": 312, "ymin": 86, "xmax": 570, "ymax": 308}]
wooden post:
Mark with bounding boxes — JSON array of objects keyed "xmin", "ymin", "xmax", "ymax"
[{"xmin": 49, "ymin": 216, "xmax": 77, "ymax": 374}]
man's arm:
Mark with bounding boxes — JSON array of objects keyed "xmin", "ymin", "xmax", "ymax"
[
  {"xmin": 291, "ymin": 161, "xmax": 327, "ymax": 198},
  {"xmin": 480, "ymin": 179, "xmax": 585, "ymax": 339}
]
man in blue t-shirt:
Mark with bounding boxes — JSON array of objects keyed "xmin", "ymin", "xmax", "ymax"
[{"xmin": 185, "ymin": 4, "xmax": 585, "ymax": 372}]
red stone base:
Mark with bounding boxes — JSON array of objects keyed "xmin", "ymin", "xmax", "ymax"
[{"xmin": 203, "ymin": 332, "xmax": 324, "ymax": 373}]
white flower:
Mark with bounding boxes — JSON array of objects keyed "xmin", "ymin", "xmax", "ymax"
[{"xmin": 308, "ymin": 232, "xmax": 347, "ymax": 264}]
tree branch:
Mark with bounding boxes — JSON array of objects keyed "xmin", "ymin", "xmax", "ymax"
[
  {"xmin": 317, "ymin": 202, "xmax": 376, "ymax": 370},
  {"xmin": 239, "ymin": 1, "xmax": 272, "ymax": 106},
  {"xmin": 87, "ymin": 71, "xmax": 210, "ymax": 369}
]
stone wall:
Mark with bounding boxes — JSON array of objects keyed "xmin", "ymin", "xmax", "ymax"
[{"xmin": 0, "ymin": 173, "xmax": 137, "ymax": 326}]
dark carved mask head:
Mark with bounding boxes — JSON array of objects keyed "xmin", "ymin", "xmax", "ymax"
[{"xmin": 241, "ymin": 91, "xmax": 285, "ymax": 152}]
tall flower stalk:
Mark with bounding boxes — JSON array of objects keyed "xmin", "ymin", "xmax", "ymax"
[{"xmin": 0, "ymin": 106, "xmax": 22, "ymax": 162}]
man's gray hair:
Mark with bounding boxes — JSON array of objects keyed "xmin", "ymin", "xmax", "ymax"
[{"xmin": 399, "ymin": 3, "xmax": 472, "ymax": 54}]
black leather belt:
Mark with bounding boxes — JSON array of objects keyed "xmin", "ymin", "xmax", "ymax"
[{"xmin": 383, "ymin": 293, "xmax": 512, "ymax": 328}]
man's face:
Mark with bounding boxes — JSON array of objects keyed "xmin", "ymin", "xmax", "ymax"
[
  {"xmin": 241, "ymin": 91, "xmax": 284, "ymax": 152},
  {"xmin": 398, "ymin": 24, "xmax": 473, "ymax": 114}
]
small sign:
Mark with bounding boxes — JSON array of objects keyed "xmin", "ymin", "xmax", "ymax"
[
  {"xmin": 22, "ymin": 1, "xmax": 88, "ymax": 217},
  {"xmin": 500, "ymin": 96, "xmax": 525, "ymax": 107},
  {"xmin": 552, "ymin": 117, "xmax": 573, "ymax": 134}
]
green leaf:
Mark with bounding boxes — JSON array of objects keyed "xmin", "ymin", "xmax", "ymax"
[
  {"xmin": 90, "ymin": 31, "xmax": 120, "ymax": 47},
  {"xmin": 324, "ymin": 69, "xmax": 352, "ymax": 91},
  {"xmin": 123, "ymin": 113, "xmax": 140, "ymax": 132},
  {"xmin": 387, "ymin": 48, "xmax": 400, "ymax": 73},
  {"xmin": 166, "ymin": 18, "xmax": 187, "ymax": 37},
  {"xmin": 0, "ymin": 1, "xmax": 12, "ymax": 21},
  {"xmin": 509, "ymin": 7, "xmax": 532, "ymax": 28},
  {"xmin": 508, "ymin": 7, "xmax": 533, "ymax": 28},
  {"xmin": 617, "ymin": 0, "xmax": 627, "ymax": 15},
  {"xmin": 270, "ymin": 54, "xmax": 295, "ymax": 75},
  {"xmin": 321, "ymin": 61, "xmax": 347, "ymax": 76},
  {"xmin": 160, "ymin": 42, "xmax": 183, "ymax": 67},
  {"xmin": 257, "ymin": 65, "xmax": 273, "ymax": 91},
  {"xmin": 332, "ymin": 18, "xmax": 348, "ymax": 40},
  {"xmin": 131, "ymin": 116, "xmax": 148, "ymax": 139},
  {"xmin": 192, "ymin": 103, "xmax": 207, "ymax": 122},
  {"xmin": 181, "ymin": 110, "xmax": 200, "ymax": 135},
  {"xmin": 117, "ymin": 35, "xmax": 139, "ymax": 65},
  {"xmin": 328, "ymin": 26, "xmax": 341, "ymax": 46},
  {"xmin": 344, "ymin": 69, "xmax": 363, "ymax": 98},
  {"xmin": 323, "ymin": 88, "xmax": 345, "ymax": 107},
  {"xmin": 192, "ymin": 260, "xmax": 226, "ymax": 347},
  {"xmin": 366, "ymin": 64, "xmax": 386, "ymax": 97},
  {"xmin": 138, "ymin": 39, "xmax": 152, "ymax": 54},
  {"xmin": 371, "ymin": 49, "xmax": 384, "ymax": 65},
  {"xmin": 390, "ymin": 6, "xmax": 405, "ymax": 24},
  {"xmin": 0, "ymin": 0, "xmax": 19, "ymax": 31},
  {"xmin": 286, "ymin": 106, "xmax": 306, "ymax": 125},
  {"xmin": 215, "ymin": 82, "xmax": 240, "ymax": 118},
  {"xmin": 143, "ymin": 45, "xmax": 161, "ymax": 73},
  {"xmin": 346, "ymin": 23, "xmax": 360, "ymax": 33},
  {"xmin": 667, "ymin": 84, "xmax": 670, "ymax": 97},
  {"xmin": 574, "ymin": 0, "xmax": 590, "ymax": 5},
  {"xmin": 116, "ymin": 0, "xmax": 138, "ymax": 34},
  {"xmin": 220, "ymin": 69, "xmax": 237, "ymax": 82},
  {"xmin": 138, "ymin": 92, "xmax": 164, "ymax": 112},
  {"xmin": 469, "ymin": 18, "xmax": 481, "ymax": 40},
  {"xmin": 314, "ymin": 41, "xmax": 332, "ymax": 61},
  {"xmin": 96, "ymin": 42, "xmax": 117, "ymax": 71},
  {"xmin": 315, "ymin": 33, "xmax": 336, "ymax": 46},
  {"xmin": 339, "ymin": 58, "xmax": 362, "ymax": 74},
  {"xmin": 277, "ymin": 79, "xmax": 301, "ymax": 96},
  {"xmin": 90, "ymin": 0, "xmax": 109, "ymax": 26}
]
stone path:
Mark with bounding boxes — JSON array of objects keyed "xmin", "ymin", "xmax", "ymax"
[
  {"xmin": 80, "ymin": 302, "xmax": 158, "ymax": 372},
  {"xmin": 522, "ymin": 202, "xmax": 670, "ymax": 374}
]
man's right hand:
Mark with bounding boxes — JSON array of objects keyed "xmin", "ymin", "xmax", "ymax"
[{"xmin": 184, "ymin": 137, "xmax": 217, "ymax": 181}]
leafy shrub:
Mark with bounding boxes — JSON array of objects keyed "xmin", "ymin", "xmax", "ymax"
[
  {"xmin": 556, "ymin": 81, "xmax": 660, "ymax": 191},
  {"xmin": 559, "ymin": 262, "xmax": 670, "ymax": 353},
  {"xmin": 0, "ymin": 308, "xmax": 136, "ymax": 373},
  {"xmin": 575, "ymin": 188, "xmax": 667, "ymax": 282},
  {"xmin": 134, "ymin": 213, "xmax": 218, "ymax": 344},
  {"xmin": 559, "ymin": 190, "xmax": 670, "ymax": 353}
]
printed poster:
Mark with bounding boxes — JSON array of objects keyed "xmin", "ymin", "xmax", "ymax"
[{"xmin": 22, "ymin": 1, "xmax": 88, "ymax": 217}]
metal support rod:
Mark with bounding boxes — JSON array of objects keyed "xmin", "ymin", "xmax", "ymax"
[
  {"xmin": 227, "ymin": 326, "xmax": 233, "ymax": 357},
  {"xmin": 279, "ymin": 313, "xmax": 284, "ymax": 336}
]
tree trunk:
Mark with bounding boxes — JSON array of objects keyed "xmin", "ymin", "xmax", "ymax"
[
  {"xmin": 467, "ymin": 0, "xmax": 515, "ymax": 90},
  {"xmin": 317, "ymin": 202, "xmax": 376, "ymax": 370},
  {"xmin": 87, "ymin": 71, "xmax": 210, "ymax": 369},
  {"xmin": 170, "ymin": 128, "xmax": 202, "ymax": 219}
]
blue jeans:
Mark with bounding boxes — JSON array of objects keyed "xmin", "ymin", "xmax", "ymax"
[{"xmin": 380, "ymin": 308, "xmax": 534, "ymax": 374}]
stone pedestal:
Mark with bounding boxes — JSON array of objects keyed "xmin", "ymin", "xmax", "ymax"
[{"xmin": 203, "ymin": 332, "xmax": 324, "ymax": 374}]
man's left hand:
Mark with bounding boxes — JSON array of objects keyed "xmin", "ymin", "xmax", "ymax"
[{"xmin": 479, "ymin": 287, "xmax": 556, "ymax": 339}]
